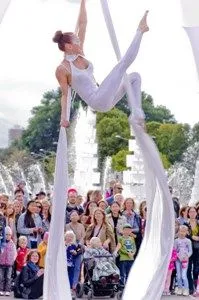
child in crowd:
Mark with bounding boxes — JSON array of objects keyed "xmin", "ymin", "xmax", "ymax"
[
  {"xmin": 84, "ymin": 237, "xmax": 119, "ymax": 283},
  {"xmin": 0, "ymin": 205, "xmax": 6, "ymax": 252},
  {"xmin": 115, "ymin": 223, "xmax": 136, "ymax": 285},
  {"xmin": 174, "ymin": 225, "xmax": 193, "ymax": 296},
  {"xmin": 65, "ymin": 230, "xmax": 82, "ymax": 293},
  {"xmin": 163, "ymin": 247, "xmax": 177, "ymax": 296},
  {"xmin": 0, "ymin": 226, "xmax": 17, "ymax": 296},
  {"xmin": 38, "ymin": 232, "xmax": 49, "ymax": 268},
  {"xmin": 16, "ymin": 236, "xmax": 29, "ymax": 275}
]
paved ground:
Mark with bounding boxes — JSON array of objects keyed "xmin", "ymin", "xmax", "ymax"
[{"xmin": 0, "ymin": 295, "xmax": 196, "ymax": 299}]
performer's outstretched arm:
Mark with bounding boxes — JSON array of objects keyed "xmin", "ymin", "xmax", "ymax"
[{"xmin": 75, "ymin": 0, "xmax": 87, "ymax": 50}]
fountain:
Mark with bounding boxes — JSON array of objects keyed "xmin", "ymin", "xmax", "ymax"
[
  {"xmin": 168, "ymin": 142, "xmax": 199, "ymax": 205},
  {"xmin": 190, "ymin": 159, "xmax": 199, "ymax": 205},
  {"xmin": 0, "ymin": 161, "xmax": 48, "ymax": 198},
  {"xmin": 0, "ymin": 107, "xmax": 101, "ymax": 197},
  {"xmin": 123, "ymin": 134, "xmax": 146, "ymax": 202},
  {"xmin": 26, "ymin": 164, "xmax": 47, "ymax": 195},
  {"xmin": 102, "ymin": 157, "xmax": 113, "ymax": 193},
  {"xmin": 73, "ymin": 106, "xmax": 100, "ymax": 195}
]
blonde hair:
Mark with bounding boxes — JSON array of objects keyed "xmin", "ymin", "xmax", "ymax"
[
  {"xmin": 41, "ymin": 199, "xmax": 50, "ymax": 207},
  {"xmin": 90, "ymin": 237, "xmax": 101, "ymax": 248},
  {"xmin": 179, "ymin": 225, "xmax": 188, "ymax": 231},
  {"xmin": 65, "ymin": 230, "xmax": 76, "ymax": 244},
  {"xmin": 18, "ymin": 236, "xmax": 28, "ymax": 244}
]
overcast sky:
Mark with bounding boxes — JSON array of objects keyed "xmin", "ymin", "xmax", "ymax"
[{"xmin": 0, "ymin": 0, "xmax": 199, "ymax": 147}]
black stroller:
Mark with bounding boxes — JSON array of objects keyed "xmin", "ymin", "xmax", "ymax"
[{"xmin": 76, "ymin": 255, "xmax": 123, "ymax": 300}]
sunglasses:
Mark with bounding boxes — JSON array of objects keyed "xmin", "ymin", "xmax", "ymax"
[
  {"xmin": 36, "ymin": 206, "xmax": 42, "ymax": 209},
  {"xmin": 117, "ymin": 187, "xmax": 123, "ymax": 190}
]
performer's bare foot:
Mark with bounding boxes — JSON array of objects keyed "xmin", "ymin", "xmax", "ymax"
[{"xmin": 138, "ymin": 10, "xmax": 149, "ymax": 33}]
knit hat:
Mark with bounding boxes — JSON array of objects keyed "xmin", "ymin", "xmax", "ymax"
[
  {"xmin": 123, "ymin": 223, "xmax": 132, "ymax": 229},
  {"xmin": 67, "ymin": 188, "xmax": 77, "ymax": 195},
  {"xmin": 5, "ymin": 226, "xmax": 12, "ymax": 235}
]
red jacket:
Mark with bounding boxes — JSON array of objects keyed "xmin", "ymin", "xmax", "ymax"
[{"xmin": 16, "ymin": 247, "xmax": 29, "ymax": 272}]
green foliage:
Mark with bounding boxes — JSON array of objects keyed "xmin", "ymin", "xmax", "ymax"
[
  {"xmin": 192, "ymin": 122, "xmax": 199, "ymax": 143},
  {"xmin": 142, "ymin": 92, "xmax": 176, "ymax": 123},
  {"xmin": 115, "ymin": 92, "xmax": 176, "ymax": 124},
  {"xmin": 96, "ymin": 108, "xmax": 130, "ymax": 163},
  {"xmin": 146, "ymin": 121, "xmax": 161, "ymax": 138},
  {"xmin": 160, "ymin": 153, "xmax": 171, "ymax": 169},
  {"xmin": 43, "ymin": 153, "xmax": 56, "ymax": 181},
  {"xmin": 21, "ymin": 90, "xmax": 61, "ymax": 153},
  {"xmin": 112, "ymin": 149, "xmax": 129, "ymax": 171},
  {"xmin": 3, "ymin": 84, "xmax": 190, "ymax": 177},
  {"xmin": 156, "ymin": 123, "xmax": 190, "ymax": 164}
]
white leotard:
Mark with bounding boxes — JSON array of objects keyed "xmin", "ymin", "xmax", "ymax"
[
  {"xmin": 64, "ymin": 55, "xmax": 98, "ymax": 108},
  {"xmin": 61, "ymin": 31, "xmax": 145, "ymax": 117}
]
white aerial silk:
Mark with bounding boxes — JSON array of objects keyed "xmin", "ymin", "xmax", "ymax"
[
  {"xmin": 0, "ymin": 0, "xmax": 11, "ymax": 23},
  {"xmin": 100, "ymin": 1, "xmax": 174, "ymax": 300},
  {"xmin": 43, "ymin": 90, "xmax": 72, "ymax": 300},
  {"xmin": 180, "ymin": 0, "xmax": 199, "ymax": 78}
]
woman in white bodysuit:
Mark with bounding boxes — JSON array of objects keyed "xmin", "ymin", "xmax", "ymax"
[{"xmin": 53, "ymin": 0, "xmax": 149, "ymax": 128}]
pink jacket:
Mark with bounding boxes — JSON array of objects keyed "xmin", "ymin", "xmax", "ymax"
[
  {"xmin": 168, "ymin": 248, "xmax": 177, "ymax": 271},
  {"xmin": 0, "ymin": 240, "xmax": 17, "ymax": 266}
]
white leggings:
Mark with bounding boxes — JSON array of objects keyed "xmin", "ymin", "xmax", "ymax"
[{"xmin": 89, "ymin": 30, "xmax": 144, "ymax": 118}]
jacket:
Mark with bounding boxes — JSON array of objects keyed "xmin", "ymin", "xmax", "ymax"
[
  {"xmin": 14, "ymin": 263, "xmax": 41, "ymax": 298},
  {"xmin": 85, "ymin": 223, "xmax": 116, "ymax": 253},
  {"xmin": 17, "ymin": 213, "xmax": 43, "ymax": 247},
  {"xmin": 0, "ymin": 240, "xmax": 16, "ymax": 266},
  {"xmin": 16, "ymin": 247, "xmax": 29, "ymax": 272}
]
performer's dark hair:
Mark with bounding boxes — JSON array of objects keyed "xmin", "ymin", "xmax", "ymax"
[{"xmin": 53, "ymin": 30, "xmax": 74, "ymax": 51}]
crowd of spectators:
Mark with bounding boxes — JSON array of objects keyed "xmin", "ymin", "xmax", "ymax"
[{"xmin": 0, "ymin": 180, "xmax": 198, "ymax": 298}]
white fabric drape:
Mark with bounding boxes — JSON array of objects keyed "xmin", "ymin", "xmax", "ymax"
[
  {"xmin": 43, "ymin": 89, "xmax": 72, "ymax": 300},
  {"xmin": 0, "ymin": 0, "xmax": 11, "ymax": 24},
  {"xmin": 100, "ymin": 1, "xmax": 174, "ymax": 300},
  {"xmin": 180, "ymin": 0, "xmax": 199, "ymax": 78},
  {"xmin": 184, "ymin": 27, "xmax": 199, "ymax": 79}
]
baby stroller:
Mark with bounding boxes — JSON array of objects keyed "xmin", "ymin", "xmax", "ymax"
[{"xmin": 76, "ymin": 255, "xmax": 123, "ymax": 300}]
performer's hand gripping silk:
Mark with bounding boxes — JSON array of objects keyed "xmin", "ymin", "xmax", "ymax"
[{"xmin": 53, "ymin": 0, "xmax": 149, "ymax": 128}]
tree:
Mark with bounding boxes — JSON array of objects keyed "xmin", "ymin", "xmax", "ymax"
[
  {"xmin": 21, "ymin": 90, "xmax": 61, "ymax": 153},
  {"xmin": 192, "ymin": 122, "xmax": 199, "ymax": 143},
  {"xmin": 112, "ymin": 149, "xmax": 129, "ymax": 171},
  {"xmin": 115, "ymin": 92, "xmax": 176, "ymax": 124},
  {"xmin": 146, "ymin": 121, "xmax": 161, "ymax": 138},
  {"xmin": 156, "ymin": 123, "xmax": 190, "ymax": 164},
  {"xmin": 142, "ymin": 92, "xmax": 176, "ymax": 123},
  {"xmin": 160, "ymin": 153, "xmax": 171, "ymax": 169},
  {"xmin": 43, "ymin": 153, "xmax": 56, "ymax": 182},
  {"xmin": 96, "ymin": 108, "xmax": 130, "ymax": 163}
]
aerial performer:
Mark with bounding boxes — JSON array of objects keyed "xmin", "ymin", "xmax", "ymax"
[
  {"xmin": 45, "ymin": 1, "xmax": 174, "ymax": 300},
  {"xmin": 53, "ymin": 0, "xmax": 148, "ymax": 128}
]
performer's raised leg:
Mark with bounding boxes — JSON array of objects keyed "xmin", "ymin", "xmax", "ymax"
[{"xmin": 89, "ymin": 11, "xmax": 149, "ymax": 112}]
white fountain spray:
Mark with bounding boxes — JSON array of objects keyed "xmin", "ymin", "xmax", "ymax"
[
  {"xmin": 73, "ymin": 106, "xmax": 100, "ymax": 195},
  {"xmin": 102, "ymin": 157, "xmax": 112, "ymax": 192},
  {"xmin": 123, "ymin": 136, "xmax": 146, "ymax": 202},
  {"xmin": 0, "ymin": 173, "xmax": 8, "ymax": 194},
  {"xmin": 27, "ymin": 164, "xmax": 46, "ymax": 195},
  {"xmin": 190, "ymin": 159, "xmax": 199, "ymax": 205}
]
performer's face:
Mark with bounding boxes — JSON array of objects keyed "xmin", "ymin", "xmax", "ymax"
[{"xmin": 64, "ymin": 34, "xmax": 82, "ymax": 54}]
